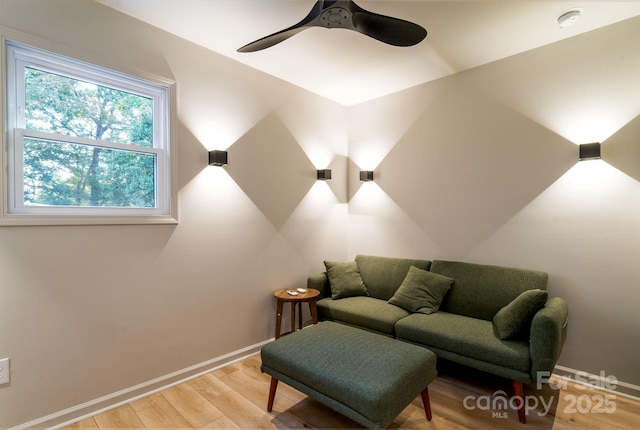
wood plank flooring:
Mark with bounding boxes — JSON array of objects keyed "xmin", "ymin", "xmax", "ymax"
[{"xmin": 64, "ymin": 354, "xmax": 639, "ymax": 429}]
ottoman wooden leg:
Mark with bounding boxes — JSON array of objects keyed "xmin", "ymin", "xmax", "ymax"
[
  {"xmin": 421, "ymin": 386, "xmax": 432, "ymax": 421},
  {"xmin": 267, "ymin": 377, "xmax": 279, "ymax": 412}
]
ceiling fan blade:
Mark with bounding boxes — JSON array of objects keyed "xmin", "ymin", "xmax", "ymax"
[
  {"xmin": 352, "ymin": 11, "xmax": 427, "ymax": 47},
  {"xmin": 237, "ymin": 26, "xmax": 308, "ymax": 52},
  {"xmin": 237, "ymin": 1, "xmax": 327, "ymax": 52}
]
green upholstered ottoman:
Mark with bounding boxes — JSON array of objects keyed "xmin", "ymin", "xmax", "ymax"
[{"xmin": 261, "ymin": 321, "xmax": 437, "ymax": 429}]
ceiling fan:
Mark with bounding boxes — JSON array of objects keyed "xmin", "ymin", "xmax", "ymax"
[{"xmin": 237, "ymin": 0, "xmax": 427, "ymax": 52}]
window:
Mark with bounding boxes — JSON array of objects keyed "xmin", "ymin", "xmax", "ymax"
[{"xmin": 2, "ymin": 40, "xmax": 176, "ymax": 225}]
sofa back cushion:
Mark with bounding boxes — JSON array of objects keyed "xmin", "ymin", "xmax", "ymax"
[
  {"xmin": 355, "ymin": 255, "xmax": 431, "ymax": 300},
  {"xmin": 430, "ymin": 260, "xmax": 548, "ymax": 321}
]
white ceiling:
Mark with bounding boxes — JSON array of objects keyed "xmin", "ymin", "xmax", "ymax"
[{"xmin": 96, "ymin": 1, "xmax": 640, "ymax": 106}]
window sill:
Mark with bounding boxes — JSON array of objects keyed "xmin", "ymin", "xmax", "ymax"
[{"xmin": 0, "ymin": 213, "xmax": 179, "ymax": 226}]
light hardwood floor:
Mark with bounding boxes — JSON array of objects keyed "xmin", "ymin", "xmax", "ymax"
[{"xmin": 64, "ymin": 354, "xmax": 639, "ymax": 429}]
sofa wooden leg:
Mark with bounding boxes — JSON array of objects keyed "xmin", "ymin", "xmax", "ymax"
[
  {"xmin": 512, "ymin": 379, "xmax": 526, "ymax": 423},
  {"xmin": 421, "ymin": 386, "xmax": 432, "ymax": 420},
  {"xmin": 267, "ymin": 377, "xmax": 279, "ymax": 412}
]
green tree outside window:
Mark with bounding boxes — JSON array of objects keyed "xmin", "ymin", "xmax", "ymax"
[{"xmin": 23, "ymin": 67, "xmax": 156, "ymax": 208}]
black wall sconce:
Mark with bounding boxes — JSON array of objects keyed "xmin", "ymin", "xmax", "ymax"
[
  {"xmin": 579, "ymin": 143, "xmax": 601, "ymax": 161},
  {"xmin": 317, "ymin": 169, "xmax": 332, "ymax": 180},
  {"xmin": 209, "ymin": 150, "xmax": 228, "ymax": 166},
  {"xmin": 360, "ymin": 170, "xmax": 374, "ymax": 181}
]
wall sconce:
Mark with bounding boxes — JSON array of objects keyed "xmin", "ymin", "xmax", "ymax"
[
  {"xmin": 579, "ymin": 143, "xmax": 601, "ymax": 161},
  {"xmin": 360, "ymin": 170, "xmax": 374, "ymax": 181},
  {"xmin": 209, "ymin": 150, "xmax": 228, "ymax": 166},
  {"xmin": 317, "ymin": 169, "xmax": 332, "ymax": 180}
]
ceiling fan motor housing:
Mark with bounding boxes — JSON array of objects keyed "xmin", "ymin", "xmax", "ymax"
[{"xmin": 320, "ymin": 7, "xmax": 351, "ymax": 28}]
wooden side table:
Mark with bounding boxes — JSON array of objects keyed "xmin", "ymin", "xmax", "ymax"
[{"xmin": 273, "ymin": 288, "xmax": 320, "ymax": 339}]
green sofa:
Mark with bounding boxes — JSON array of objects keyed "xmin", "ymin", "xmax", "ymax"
[{"xmin": 307, "ymin": 255, "xmax": 569, "ymax": 423}]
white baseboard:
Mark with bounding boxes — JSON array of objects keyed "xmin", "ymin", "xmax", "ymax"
[
  {"xmin": 11, "ymin": 339, "xmax": 273, "ymax": 430},
  {"xmin": 553, "ymin": 365, "xmax": 640, "ymax": 401}
]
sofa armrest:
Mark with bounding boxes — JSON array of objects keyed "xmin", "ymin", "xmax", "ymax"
[
  {"xmin": 307, "ymin": 272, "xmax": 330, "ymax": 299},
  {"xmin": 530, "ymin": 297, "xmax": 569, "ymax": 382}
]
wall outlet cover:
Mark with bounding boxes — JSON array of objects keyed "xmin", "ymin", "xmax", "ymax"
[{"xmin": 0, "ymin": 357, "xmax": 10, "ymax": 384}]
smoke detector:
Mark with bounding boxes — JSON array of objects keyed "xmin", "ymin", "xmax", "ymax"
[{"xmin": 557, "ymin": 8, "xmax": 582, "ymax": 28}]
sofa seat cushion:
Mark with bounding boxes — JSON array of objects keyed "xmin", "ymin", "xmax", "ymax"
[
  {"xmin": 395, "ymin": 312, "xmax": 531, "ymax": 373},
  {"xmin": 317, "ymin": 297, "xmax": 410, "ymax": 335}
]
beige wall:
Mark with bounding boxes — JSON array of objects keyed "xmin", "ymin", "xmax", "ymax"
[
  {"xmin": 348, "ymin": 14, "xmax": 640, "ymax": 393},
  {"xmin": 0, "ymin": 0, "xmax": 638, "ymax": 427},
  {"xmin": 0, "ymin": 0, "xmax": 348, "ymax": 427}
]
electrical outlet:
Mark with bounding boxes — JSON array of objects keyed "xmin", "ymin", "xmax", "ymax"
[{"xmin": 0, "ymin": 358, "xmax": 10, "ymax": 385}]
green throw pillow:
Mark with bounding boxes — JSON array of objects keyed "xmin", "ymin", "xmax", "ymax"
[
  {"xmin": 388, "ymin": 266, "xmax": 453, "ymax": 314},
  {"xmin": 324, "ymin": 261, "xmax": 368, "ymax": 300},
  {"xmin": 493, "ymin": 289, "xmax": 548, "ymax": 340}
]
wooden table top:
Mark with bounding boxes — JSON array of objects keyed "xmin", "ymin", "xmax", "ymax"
[{"xmin": 273, "ymin": 288, "xmax": 320, "ymax": 301}]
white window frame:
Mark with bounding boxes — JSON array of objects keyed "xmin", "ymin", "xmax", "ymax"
[{"xmin": 1, "ymin": 37, "xmax": 177, "ymax": 225}]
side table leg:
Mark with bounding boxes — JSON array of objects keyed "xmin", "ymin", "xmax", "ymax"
[
  {"xmin": 275, "ymin": 300, "xmax": 284, "ymax": 339},
  {"xmin": 290, "ymin": 302, "xmax": 296, "ymax": 334},
  {"xmin": 309, "ymin": 300, "xmax": 318, "ymax": 324},
  {"xmin": 298, "ymin": 302, "xmax": 303, "ymax": 329}
]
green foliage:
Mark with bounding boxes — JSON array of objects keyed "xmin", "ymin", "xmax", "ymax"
[{"xmin": 23, "ymin": 67, "xmax": 155, "ymax": 207}]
